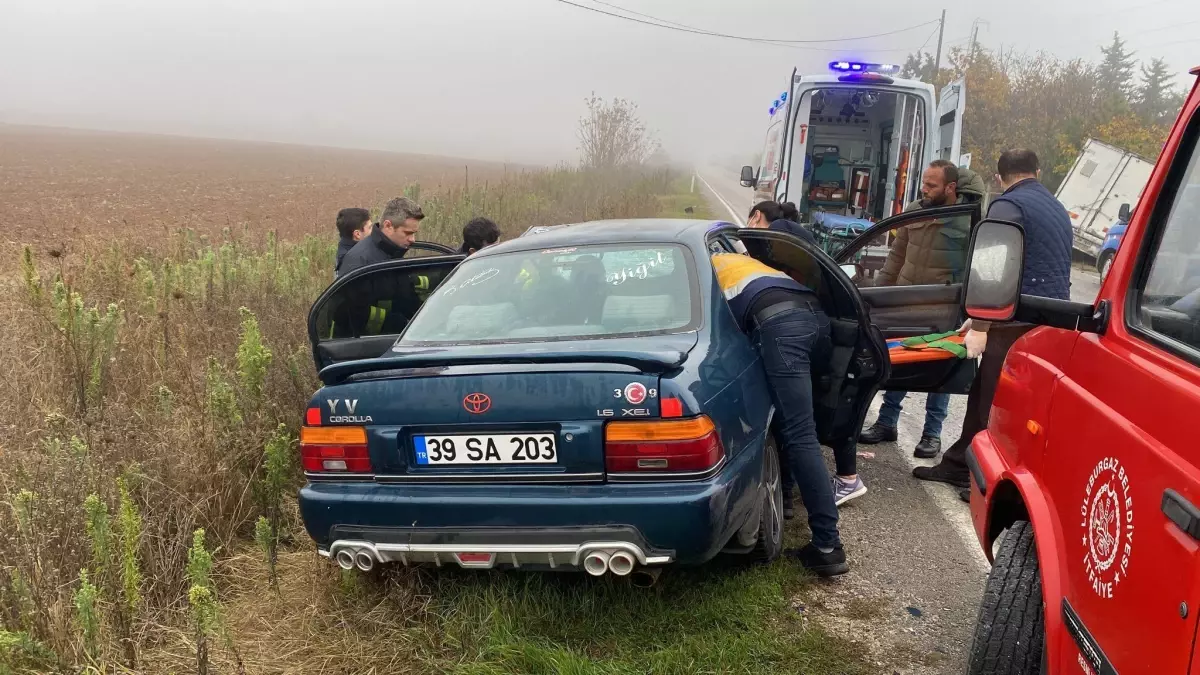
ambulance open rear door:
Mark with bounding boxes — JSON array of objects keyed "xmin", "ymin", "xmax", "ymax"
[{"xmin": 936, "ymin": 78, "xmax": 967, "ymax": 166}]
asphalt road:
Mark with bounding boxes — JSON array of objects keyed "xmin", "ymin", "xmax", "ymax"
[{"xmin": 694, "ymin": 167, "xmax": 1103, "ymax": 673}]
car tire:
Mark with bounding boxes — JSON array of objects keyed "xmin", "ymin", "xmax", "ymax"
[
  {"xmin": 748, "ymin": 438, "xmax": 784, "ymax": 564},
  {"xmin": 1098, "ymin": 252, "xmax": 1114, "ymax": 282},
  {"xmin": 968, "ymin": 521, "xmax": 1046, "ymax": 674}
]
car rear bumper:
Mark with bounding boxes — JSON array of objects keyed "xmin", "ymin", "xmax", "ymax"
[{"xmin": 299, "ymin": 445, "xmax": 759, "ymax": 569}]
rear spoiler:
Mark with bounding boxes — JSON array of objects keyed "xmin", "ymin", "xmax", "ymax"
[{"xmin": 319, "ymin": 349, "xmax": 688, "ymax": 385}]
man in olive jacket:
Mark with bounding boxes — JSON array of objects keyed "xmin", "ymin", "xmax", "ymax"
[{"xmin": 859, "ymin": 160, "xmax": 985, "ymax": 459}]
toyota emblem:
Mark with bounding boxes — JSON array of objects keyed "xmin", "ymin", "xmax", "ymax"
[{"xmin": 463, "ymin": 393, "xmax": 491, "ymax": 414}]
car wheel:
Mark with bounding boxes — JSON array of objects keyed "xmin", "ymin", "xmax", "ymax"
[
  {"xmin": 1098, "ymin": 252, "xmax": 1113, "ymax": 282},
  {"xmin": 749, "ymin": 438, "xmax": 784, "ymax": 563},
  {"xmin": 968, "ymin": 521, "xmax": 1046, "ymax": 674}
]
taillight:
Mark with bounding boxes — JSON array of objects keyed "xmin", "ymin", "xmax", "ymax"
[
  {"xmin": 604, "ymin": 416, "xmax": 724, "ymax": 474},
  {"xmin": 300, "ymin": 426, "xmax": 372, "ymax": 473}
]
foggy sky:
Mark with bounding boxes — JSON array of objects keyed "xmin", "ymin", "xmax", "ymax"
[{"xmin": 1, "ymin": 0, "xmax": 1197, "ymax": 166}]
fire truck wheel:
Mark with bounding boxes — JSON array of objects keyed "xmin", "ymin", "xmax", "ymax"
[{"xmin": 968, "ymin": 521, "xmax": 1046, "ymax": 674}]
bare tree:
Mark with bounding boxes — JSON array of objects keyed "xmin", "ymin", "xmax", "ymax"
[{"xmin": 577, "ymin": 94, "xmax": 659, "ymax": 169}]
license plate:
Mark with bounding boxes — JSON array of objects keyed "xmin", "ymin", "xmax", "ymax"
[{"xmin": 413, "ymin": 433, "xmax": 557, "ymax": 465}]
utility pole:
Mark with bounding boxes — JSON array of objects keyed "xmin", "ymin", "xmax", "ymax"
[{"xmin": 933, "ymin": 9, "xmax": 947, "ymax": 79}]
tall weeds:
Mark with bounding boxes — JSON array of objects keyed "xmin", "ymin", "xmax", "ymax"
[{"xmin": 0, "ymin": 164, "xmax": 675, "ymax": 671}]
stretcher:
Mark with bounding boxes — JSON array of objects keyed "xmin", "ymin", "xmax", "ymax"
[{"xmin": 886, "ymin": 332, "xmax": 967, "ymax": 365}]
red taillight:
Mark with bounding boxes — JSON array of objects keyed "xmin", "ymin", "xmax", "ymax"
[
  {"xmin": 604, "ymin": 417, "xmax": 724, "ymax": 474},
  {"xmin": 660, "ymin": 397, "xmax": 684, "ymax": 418},
  {"xmin": 300, "ymin": 426, "xmax": 372, "ymax": 474}
]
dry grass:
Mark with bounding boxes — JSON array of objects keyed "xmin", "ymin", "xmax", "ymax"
[
  {"xmin": 0, "ymin": 129, "xmax": 866, "ymax": 674},
  {"xmin": 0, "ymin": 126, "xmax": 674, "ymax": 673}
]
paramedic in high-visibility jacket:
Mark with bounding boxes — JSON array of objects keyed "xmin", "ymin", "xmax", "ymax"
[{"xmin": 711, "ymin": 250, "xmax": 849, "ymax": 577}]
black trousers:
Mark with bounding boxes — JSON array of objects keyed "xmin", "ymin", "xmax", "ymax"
[{"xmin": 940, "ymin": 324, "xmax": 1035, "ymax": 475}]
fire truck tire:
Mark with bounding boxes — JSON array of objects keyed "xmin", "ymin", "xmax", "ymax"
[{"xmin": 968, "ymin": 521, "xmax": 1046, "ymax": 674}]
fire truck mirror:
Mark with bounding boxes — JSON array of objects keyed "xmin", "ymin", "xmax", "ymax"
[{"xmin": 964, "ymin": 219, "xmax": 1025, "ymax": 323}]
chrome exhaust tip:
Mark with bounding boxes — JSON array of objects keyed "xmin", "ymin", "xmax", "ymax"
[
  {"xmin": 582, "ymin": 551, "xmax": 610, "ymax": 576},
  {"xmin": 630, "ymin": 567, "xmax": 662, "ymax": 588},
  {"xmin": 335, "ymin": 549, "xmax": 356, "ymax": 570},
  {"xmin": 608, "ymin": 551, "xmax": 635, "ymax": 576},
  {"xmin": 354, "ymin": 550, "xmax": 376, "ymax": 572}
]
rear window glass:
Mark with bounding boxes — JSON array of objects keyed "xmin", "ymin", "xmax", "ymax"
[{"xmin": 398, "ymin": 244, "xmax": 698, "ymax": 344}]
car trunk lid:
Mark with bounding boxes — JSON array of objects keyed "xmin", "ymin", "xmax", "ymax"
[{"xmin": 312, "ymin": 334, "xmax": 698, "ymax": 481}]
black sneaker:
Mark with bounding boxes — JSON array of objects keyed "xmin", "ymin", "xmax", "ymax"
[
  {"xmin": 786, "ymin": 542, "xmax": 849, "ymax": 577},
  {"xmin": 914, "ymin": 435, "xmax": 941, "ymax": 459},
  {"xmin": 783, "ymin": 493, "xmax": 795, "ymax": 520},
  {"xmin": 858, "ymin": 423, "xmax": 898, "ymax": 445},
  {"xmin": 959, "ymin": 488, "xmax": 971, "ymax": 503},
  {"xmin": 912, "ymin": 463, "xmax": 970, "ymax": 489}
]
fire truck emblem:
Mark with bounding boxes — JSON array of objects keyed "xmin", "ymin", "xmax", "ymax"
[{"xmin": 1081, "ymin": 457, "xmax": 1133, "ymax": 600}]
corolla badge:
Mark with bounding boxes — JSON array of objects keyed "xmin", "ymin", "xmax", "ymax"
[{"xmin": 463, "ymin": 393, "xmax": 492, "ymax": 414}]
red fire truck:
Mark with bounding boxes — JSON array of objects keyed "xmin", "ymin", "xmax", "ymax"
[{"xmin": 963, "ymin": 66, "xmax": 1200, "ymax": 673}]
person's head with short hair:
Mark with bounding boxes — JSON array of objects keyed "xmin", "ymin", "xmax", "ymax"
[
  {"xmin": 336, "ymin": 207, "xmax": 373, "ymax": 242},
  {"xmin": 921, "ymin": 159, "xmax": 960, "ymax": 207},
  {"xmin": 747, "ymin": 200, "xmax": 785, "ymax": 228},
  {"xmin": 378, "ymin": 197, "xmax": 424, "ymax": 249},
  {"xmin": 997, "ymin": 149, "xmax": 1040, "ymax": 189},
  {"xmin": 460, "ymin": 217, "xmax": 501, "ymax": 255}
]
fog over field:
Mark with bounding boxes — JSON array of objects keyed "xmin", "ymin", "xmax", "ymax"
[{"xmin": 1, "ymin": 0, "xmax": 1197, "ymax": 166}]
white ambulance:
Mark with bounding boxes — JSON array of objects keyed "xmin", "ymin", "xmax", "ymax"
[{"xmin": 740, "ymin": 62, "xmax": 967, "ymax": 229}]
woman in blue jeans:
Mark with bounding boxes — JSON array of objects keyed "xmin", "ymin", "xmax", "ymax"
[
  {"xmin": 745, "ymin": 202, "xmax": 868, "ymax": 515},
  {"xmin": 712, "ymin": 251, "xmax": 849, "ymax": 577}
]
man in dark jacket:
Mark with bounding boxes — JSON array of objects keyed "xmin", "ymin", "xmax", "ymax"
[
  {"xmin": 334, "ymin": 208, "xmax": 372, "ymax": 278},
  {"xmin": 337, "ymin": 197, "xmax": 425, "ymax": 277},
  {"xmin": 913, "ymin": 149, "xmax": 1073, "ymax": 493},
  {"xmin": 860, "ymin": 162, "xmax": 985, "ymax": 459}
]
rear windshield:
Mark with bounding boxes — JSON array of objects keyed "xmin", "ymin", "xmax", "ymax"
[{"xmin": 399, "ymin": 243, "xmax": 699, "ymax": 344}]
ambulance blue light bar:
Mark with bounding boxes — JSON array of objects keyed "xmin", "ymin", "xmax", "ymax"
[{"xmin": 829, "ymin": 61, "xmax": 901, "ymax": 75}]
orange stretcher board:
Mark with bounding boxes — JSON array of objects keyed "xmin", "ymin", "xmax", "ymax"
[{"xmin": 886, "ymin": 335, "xmax": 966, "ymax": 365}]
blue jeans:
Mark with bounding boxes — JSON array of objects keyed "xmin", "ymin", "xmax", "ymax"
[
  {"xmin": 753, "ymin": 306, "xmax": 840, "ymax": 549},
  {"xmin": 876, "ymin": 390, "xmax": 950, "ymax": 438}
]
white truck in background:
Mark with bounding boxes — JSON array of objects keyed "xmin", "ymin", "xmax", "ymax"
[{"xmin": 1054, "ymin": 138, "xmax": 1154, "ymax": 259}]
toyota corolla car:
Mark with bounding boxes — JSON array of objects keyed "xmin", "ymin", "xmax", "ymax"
[{"xmin": 301, "ymin": 213, "xmax": 983, "ymax": 579}]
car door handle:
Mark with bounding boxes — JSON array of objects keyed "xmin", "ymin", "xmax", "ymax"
[{"xmin": 1161, "ymin": 489, "xmax": 1200, "ymax": 542}]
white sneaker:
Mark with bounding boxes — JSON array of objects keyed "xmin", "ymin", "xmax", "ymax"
[{"xmin": 832, "ymin": 476, "xmax": 867, "ymax": 507}]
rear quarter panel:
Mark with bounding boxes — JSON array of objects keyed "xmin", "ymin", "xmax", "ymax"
[{"xmin": 662, "ymin": 240, "xmax": 774, "ymax": 542}]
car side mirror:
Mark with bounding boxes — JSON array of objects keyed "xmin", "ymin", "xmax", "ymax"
[
  {"xmin": 1118, "ymin": 203, "xmax": 1131, "ymax": 222},
  {"xmin": 964, "ymin": 219, "xmax": 1025, "ymax": 323},
  {"xmin": 740, "ymin": 165, "xmax": 757, "ymax": 188}
]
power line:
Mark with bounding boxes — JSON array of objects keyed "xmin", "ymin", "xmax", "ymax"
[
  {"xmin": 1124, "ymin": 18, "xmax": 1200, "ymax": 38},
  {"xmin": 552, "ymin": 0, "xmax": 938, "ymax": 46},
  {"xmin": 918, "ymin": 23, "xmax": 942, "ymax": 55}
]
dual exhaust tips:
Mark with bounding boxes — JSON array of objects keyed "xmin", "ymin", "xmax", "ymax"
[
  {"xmin": 582, "ymin": 549, "xmax": 661, "ymax": 587},
  {"xmin": 335, "ymin": 547, "xmax": 376, "ymax": 572},
  {"xmin": 332, "ymin": 544, "xmax": 660, "ymax": 586}
]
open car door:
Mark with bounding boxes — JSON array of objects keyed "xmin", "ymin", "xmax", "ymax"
[
  {"xmin": 936, "ymin": 78, "xmax": 967, "ymax": 166},
  {"xmin": 835, "ymin": 202, "xmax": 982, "ymax": 393},
  {"xmin": 309, "ymin": 255, "xmax": 463, "ymax": 371},
  {"xmin": 405, "ymin": 241, "xmax": 459, "ymax": 257}
]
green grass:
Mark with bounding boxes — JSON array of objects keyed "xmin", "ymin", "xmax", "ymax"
[
  {"xmin": 655, "ymin": 174, "xmax": 715, "ymax": 220},
  {"xmin": 429, "ymin": 560, "xmax": 868, "ymax": 675}
]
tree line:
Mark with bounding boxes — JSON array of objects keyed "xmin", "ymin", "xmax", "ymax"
[{"xmin": 902, "ymin": 32, "xmax": 1187, "ymax": 191}]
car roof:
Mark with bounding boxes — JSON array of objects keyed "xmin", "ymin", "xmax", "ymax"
[{"xmin": 479, "ymin": 218, "xmax": 736, "ymax": 256}]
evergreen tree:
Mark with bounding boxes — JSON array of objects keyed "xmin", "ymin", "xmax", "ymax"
[
  {"xmin": 1138, "ymin": 57, "xmax": 1177, "ymax": 123},
  {"xmin": 1098, "ymin": 32, "xmax": 1137, "ymax": 99}
]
